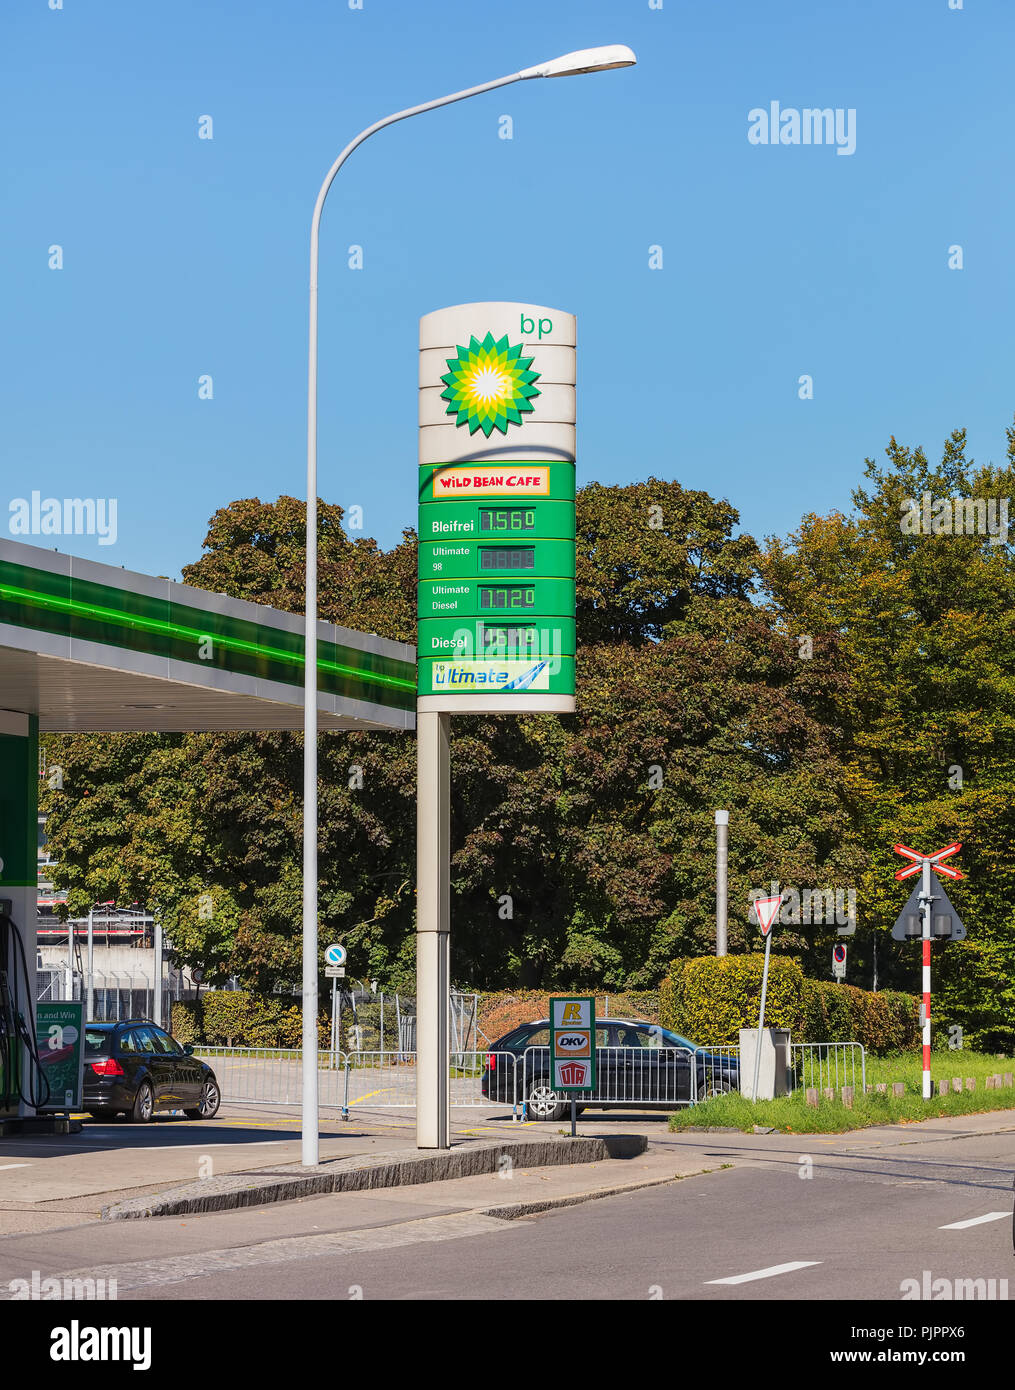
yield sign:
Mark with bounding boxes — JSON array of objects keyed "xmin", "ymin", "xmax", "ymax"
[
  {"xmin": 893, "ymin": 841, "xmax": 963, "ymax": 882},
  {"xmin": 754, "ymin": 894, "xmax": 782, "ymax": 937}
]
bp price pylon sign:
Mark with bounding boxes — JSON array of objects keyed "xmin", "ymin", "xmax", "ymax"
[{"xmin": 417, "ymin": 302, "xmax": 576, "ymax": 713}]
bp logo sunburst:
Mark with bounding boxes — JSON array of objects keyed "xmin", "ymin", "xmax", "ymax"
[{"xmin": 440, "ymin": 332, "xmax": 541, "ymax": 436}]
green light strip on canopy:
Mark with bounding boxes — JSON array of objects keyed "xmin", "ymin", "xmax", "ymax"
[{"xmin": 0, "ymin": 580, "xmax": 416, "ymax": 697}]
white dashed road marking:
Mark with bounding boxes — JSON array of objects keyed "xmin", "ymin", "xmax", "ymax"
[
  {"xmin": 706, "ymin": 1261, "xmax": 821, "ymax": 1285},
  {"xmin": 939, "ymin": 1211, "xmax": 1010, "ymax": 1230},
  {"xmin": 0, "ymin": 1163, "xmax": 32, "ymax": 1170}
]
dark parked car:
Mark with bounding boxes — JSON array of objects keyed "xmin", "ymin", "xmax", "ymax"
[
  {"xmin": 83, "ymin": 1019, "xmax": 220, "ymax": 1122},
  {"xmin": 480, "ymin": 1018, "xmax": 739, "ymax": 1120}
]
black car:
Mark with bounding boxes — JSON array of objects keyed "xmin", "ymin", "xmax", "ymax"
[
  {"xmin": 83, "ymin": 1019, "xmax": 220, "ymax": 1122},
  {"xmin": 480, "ymin": 1018, "xmax": 739, "ymax": 1120}
]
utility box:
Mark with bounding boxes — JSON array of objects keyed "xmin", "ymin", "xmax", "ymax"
[{"xmin": 739, "ymin": 1028, "xmax": 792, "ymax": 1101}]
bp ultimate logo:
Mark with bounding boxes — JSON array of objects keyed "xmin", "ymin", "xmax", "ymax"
[
  {"xmin": 440, "ymin": 333, "xmax": 541, "ymax": 436},
  {"xmin": 431, "ymin": 659, "xmax": 551, "ymax": 692}
]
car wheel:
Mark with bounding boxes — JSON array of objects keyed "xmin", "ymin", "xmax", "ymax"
[
  {"xmin": 697, "ymin": 1079, "xmax": 732, "ymax": 1103},
  {"xmin": 526, "ymin": 1077, "xmax": 569, "ymax": 1122},
  {"xmin": 131, "ymin": 1081, "xmax": 155, "ymax": 1123},
  {"xmin": 184, "ymin": 1079, "xmax": 221, "ymax": 1120}
]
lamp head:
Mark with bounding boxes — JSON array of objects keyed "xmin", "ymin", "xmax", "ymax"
[{"xmin": 518, "ymin": 44, "xmax": 637, "ymax": 80}]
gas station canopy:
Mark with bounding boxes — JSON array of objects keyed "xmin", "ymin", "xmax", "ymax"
[{"xmin": 0, "ymin": 539, "xmax": 416, "ymax": 733}]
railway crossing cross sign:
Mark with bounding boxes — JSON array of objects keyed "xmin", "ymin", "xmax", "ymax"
[{"xmin": 892, "ymin": 841, "xmax": 963, "ymax": 882}]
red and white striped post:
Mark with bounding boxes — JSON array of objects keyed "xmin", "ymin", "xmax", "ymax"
[
  {"xmin": 893, "ymin": 840, "xmax": 963, "ymax": 1101},
  {"xmin": 921, "ymin": 857, "xmax": 932, "ymax": 1100}
]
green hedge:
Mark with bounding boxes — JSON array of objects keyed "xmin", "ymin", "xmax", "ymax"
[
  {"xmin": 659, "ymin": 955, "xmax": 804, "ymax": 1043},
  {"xmin": 171, "ymin": 992, "xmax": 329, "ymax": 1049},
  {"xmin": 801, "ymin": 979, "xmax": 920, "ymax": 1052},
  {"xmin": 659, "ymin": 956, "xmax": 920, "ymax": 1054},
  {"xmin": 169, "ymin": 1001, "xmax": 201, "ymax": 1044}
]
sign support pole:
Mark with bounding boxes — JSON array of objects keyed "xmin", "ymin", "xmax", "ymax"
[
  {"xmin": 715, "ymin": 810, "xmax": 728, "ymax": 956},
  {"xmin": 752, "ymin": 929, "xmax": 773, "ymax": 1104},
  {"xmin": 416, "ymin": 710, "xmax": 450, "ymax": 1149},
  {"xmin": 86, "ymin": 909, "xmax": 94, "ymax": 1023},
  {"xmin": 920, "ymin": 856, "xmax": 932, "ymax": 1101}
]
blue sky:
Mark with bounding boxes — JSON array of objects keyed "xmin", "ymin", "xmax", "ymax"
[{"xmin": 3, "ymin": 0, "xmax": 1013, "ymax": 580}]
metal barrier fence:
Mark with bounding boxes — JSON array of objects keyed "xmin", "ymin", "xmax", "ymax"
[
  {"xmin": 342, "ymin": 1050, "xmax": 518, "ymax": 1112},
  {"xmin": 695, "ymin": 1046, "xmax": 741, "ymax": 1100},
  {"xmin": 194, "ymin": 1040, "xmax": 865, "ymax": 1117},
  {"xmin": 790, "ymin": 1042, "xmax": 866, "ymax": 1095},
  {"xmin": 37, "ymin": 965, "xmax": 187, "ymax": 1024},
  {"xmin": 518, "ymin": 1045, "xmax": 699, "ymax": 1114},
  {"xmin": 194, "ymin": 1044, "xmax": 736, "ymax": 1116},
  {"xmin": 193, "ymin": 1047, "xmax": 519, "ymax": 1118},
  {"xmin": 194, "ymin": 1046, "xmax": 351, "ymax": 1114}
]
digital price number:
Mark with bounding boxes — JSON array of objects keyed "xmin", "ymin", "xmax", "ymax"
[
  {"xmin": 480, "ymin": 507, "xmax": 536, "ymax": 533},
  {"xmin": 482, "ymin": 625, "xmax": 538, "ymax": 653},
  {"xmin": 479, "ymin": 547, "xmax": 535, "ymax": 571},
  {"xmin": 479, "ymin": 586, "xmax": 536, "ymax": 611}
]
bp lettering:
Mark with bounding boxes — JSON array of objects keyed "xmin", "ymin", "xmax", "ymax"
[{"xmin": 520, "ymin": 312, "xmax": 553, "ymax": 339}]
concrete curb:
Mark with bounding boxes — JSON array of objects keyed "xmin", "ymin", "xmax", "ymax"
[
  {"xmin": 101, "ymin": 1133, "xmax": 647, "ymax": 1221},
  {"xmin": 676, "ymin": 1126, "xmax": 742, "ymax": 1133}
]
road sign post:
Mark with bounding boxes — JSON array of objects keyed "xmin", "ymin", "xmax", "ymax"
[
  {"xmin": 891, "ymin": 842, "xmax": 964, "ymax": 1101},
  {"xmin": 921, "ymin": 857, "xmax": 932, "ymax": 1100},
  {"xmin": 751, "ymin": 894, "xmax": 782, "ymax": 1104},
  {"xmin": 832, "ymin": 943, "xmax": 846, "ymax": 981},
  {"xmin": 325, "ymin": 946, "xmax": 347, "ymax": 1061}
]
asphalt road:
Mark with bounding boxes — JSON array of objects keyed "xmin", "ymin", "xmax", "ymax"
[
  {"xmin": 116, "ymin": 1140, "xmax": 1012, "ymax": 1302},
  {"xmin": 4, "ymin": 1118, "xmax": 1012, "ymax": 1302}
]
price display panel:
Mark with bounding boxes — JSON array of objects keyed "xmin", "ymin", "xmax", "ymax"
[
  {"xmin": 417, "ymin": 618, "xmax": 575, "ymax": 661},
  {"xmin": 418, "ymin": 499, "xmax": 575, "ymax": 544},
  {"xmin": 418, "ymin": 459, "xmax": 577, "ymax": 709},
  {"xmin": 418, "ymin": 537, "xmax": 575, "ymax": 582},
  {"xmin": 418, "ymin": 577, "xmax": 574, "ymax": 620}
]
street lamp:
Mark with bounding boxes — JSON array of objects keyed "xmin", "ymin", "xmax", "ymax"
[{"xmin": 302, "ymin": 43, "xmax": 636, "ymax": 1167}]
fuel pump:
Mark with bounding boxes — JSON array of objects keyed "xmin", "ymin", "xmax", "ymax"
[{"xmin": 0, "ymin": 906, "xmax": 49, "ymax": 1112}]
